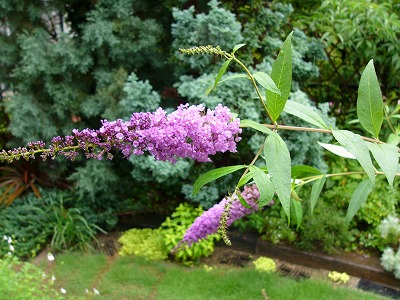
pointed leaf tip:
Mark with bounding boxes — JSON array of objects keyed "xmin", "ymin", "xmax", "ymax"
[
  {"xmin": 357, "ymin": 60, "xmax": 383, "ymax": 138},
  {"xmin": 346, "ymin": 179, "xmax": 374, "ymax": 224},
  {"xmin": 232, "ymin": 43, "xmax": 246, "ymax": 54},
  {"xmin": 192, "ymin": 165, "xmax": 246, "ymax": 196}
]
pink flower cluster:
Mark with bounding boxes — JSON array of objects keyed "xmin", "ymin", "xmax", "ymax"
[
  {"xmin": 0, "ymin": 104, "xmax": 242, "ymax": 163},
  {"xmin": 174, "ymin": 184, "xmax": 260, "ymax": 250}
]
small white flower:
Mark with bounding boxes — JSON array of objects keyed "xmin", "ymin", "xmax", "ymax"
[
  {"xmin": 60, "ymin": 287, "xmax": 66, "ymax": 294},
  {"xmin": 7, "ymin": 252, "xmax": 12, "ymax": 256},
  {"xmin": 7, "ymin": 237, "xmax": 12, "ymax": 244},
  {"xmin": 93, "ymin": 288, "xmax": 100, "ymax": 295},
  {"xmin": 85, "ymin": 288, "xmax": 90, "ymax": 294},
  {"xmin": 3, "ymin": 235, "xmax": 7, "ymax": 241},
  {"xmin": 9, "ymin": 245, "xmax": 14, "ymax": 252},
  {"xmin": 51, "ymin": 275, "xmax": 56, "ymax": 283},
  {"xmin": 47, "ymin": 252, "xmax": 55, "ymax": 261}
]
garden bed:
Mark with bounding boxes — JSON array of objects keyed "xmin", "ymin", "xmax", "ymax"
[
  {"xmin": 217, "ymin": 230, "xmax": 400, "ymax": 296},
  {"xmin": 117, "ymin": 211, "xmax": 400, "ymax": 292}
]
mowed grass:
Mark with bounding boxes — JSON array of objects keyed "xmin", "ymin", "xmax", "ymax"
[{"xmin": 48, "ymin": 252, "xmax": 388, "ymax": 300}]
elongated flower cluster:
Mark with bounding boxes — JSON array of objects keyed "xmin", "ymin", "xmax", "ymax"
[
  {"xmin": 172, "ymin": 184, "xmax": 260, "ymax": 252},
  {"xmin": 0, "ymin": 104, "xmax": 241, "ymax": 163}
]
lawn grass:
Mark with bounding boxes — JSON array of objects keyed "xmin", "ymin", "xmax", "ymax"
[{"xmin": 48, "ymin": 252, "xmax": 388, "ymax": 300}]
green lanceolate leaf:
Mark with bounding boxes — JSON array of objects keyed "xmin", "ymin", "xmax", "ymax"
[
  {"xmin": 332, "ymin": 130, "xmax": 375, "ymax": 185},
  {"xmin": 266, "ymin": 31, "xmax": 293, "ymax": 122},
  {"xmin": 291, "ymin": 197, "xmax": 302, "ymax": 229},
  {"xmin": 291, "ymin": 165, "xmax": 322, "ymax": 179},
  {"xmin": 236, "ymin": 188, "xmax": 252, "ymax": 209},
  {"xmin": 310, "ymin": 176, "xmax": 326, "ymax": 214},
  {"xmin": 264, "ymin": 132, "xmax": 291, "ymax": 220},
  {"xmin": 346, "ymin": 178, "xmax": 374, "ymax": 224},
  {"xmin": 218, "ymin": 73, "xmax": 249, "ymax": 85},
  {"xmin": 192, "ymin": 165, "xmax": 246, "ymax": 196},
  {"xmin": 206, "ymin": 58, "xmax": 233, "ymax": 96},
  {"xmin": 232, "ymin": 43, "xmax": 246, "ymax": 54},
  {"xmin": 357, "ymin": 59, "xmax": 384, "ymax": 138},
  {"xmin": 249, "ymin": 165, "xmax": 274, "ymax": 208},
  {"xmin": 367, "ymin": 142, "xmax": 399, "ymax": 186},
  {"xmin": 240, "ymin": 119, "xmax": 273, "ymax": 135},
  {"xmin": 236, "ymin": 171, "xmax": 254, "ymax": 188},
  {"xmin": 253, "ymin": 72, "xmax": 281, "ymax": 95},
  {"xmin": 284, "ymin": 100, "xmax": 329, "ymax": 129}
]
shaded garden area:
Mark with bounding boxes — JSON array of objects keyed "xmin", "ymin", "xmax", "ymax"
[{"xmin": 0, "ymin": 0, "xmax": 399, "ymax": 299}]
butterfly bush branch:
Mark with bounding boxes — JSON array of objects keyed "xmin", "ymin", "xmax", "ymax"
[{"xmin": 0, "ymin": 104, "xmax": 242, "ymax": 164}]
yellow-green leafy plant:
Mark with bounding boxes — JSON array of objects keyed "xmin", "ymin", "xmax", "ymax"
[
  {"xmin": 160, "ymin": 203, "xmax": 220, "ymax": 265},
  {"xmin": 118, "ymin": 228, "xmax": 168, "ymax": 261},
  {"xmin": 203, "ymin": 264, "xmax": 215, "ymax": 272},
  {"xmin": 328, "ymin": 271, "xmax": 350, "ymax": 284},
  {"xmin": 253, "ymin": 256, "xmax": 276, "ymax": 273}
]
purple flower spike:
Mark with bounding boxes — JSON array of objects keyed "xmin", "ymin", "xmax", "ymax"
[
  {"xmin": 0, "ymin": 104, "xmax": 242, "ymax": 164},
  {"xmin": 129, "ymin": 104, "xmax": 242, "ymax": 163},
  {"xmin": 173, "ymin": 184, "xmax": 260, "ymax": 251}
]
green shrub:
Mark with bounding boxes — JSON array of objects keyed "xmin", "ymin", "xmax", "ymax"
[
  {"xmin": 0, "ymin": 256, "xmax": 73, "ymax": 300},
  {"xmin": 378, "ymin": 215, "xmax": 400, "ymax": 248},
  {"xmin": 378, "ymin": 214, "xmax": 400, "ymax": 279},
  {"xmin": 295, "ymin": 200, "xmax": 354, "ymax": 253},
  {"xmin": 0, "ymin": 190, "xmax": 105, "ymax": 258},
  {"xmin": 118, "ymin": 228, "xmax": 168, "ymax": 261},
  {"xmin": 241, "ymin": 204, "xmax": 297, "ymax": 245},
  {"xmin": 48, "ymin": 196, "xmax": 106, "ymax": 252},
  {"xmin": 356, "ymin": 178, "xmax": 400, "ymax": 228},
  {"xmin": 381, "ymin": 247, "xmax": 400, "ymax": 279},
  {"xmin": 233, "ymin": 210, "xmax": 268, "ymax": 234},
  {"xmin": 0, "ymin": 194, "xmax": 50, "ymax": 258},
  {"xmin": 323, "ymin": 158, "xmax": 399, "ymax": 249},
  {"xmin": 160, "ymin": 203, "xmax": 220, "ymax": 265}
]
